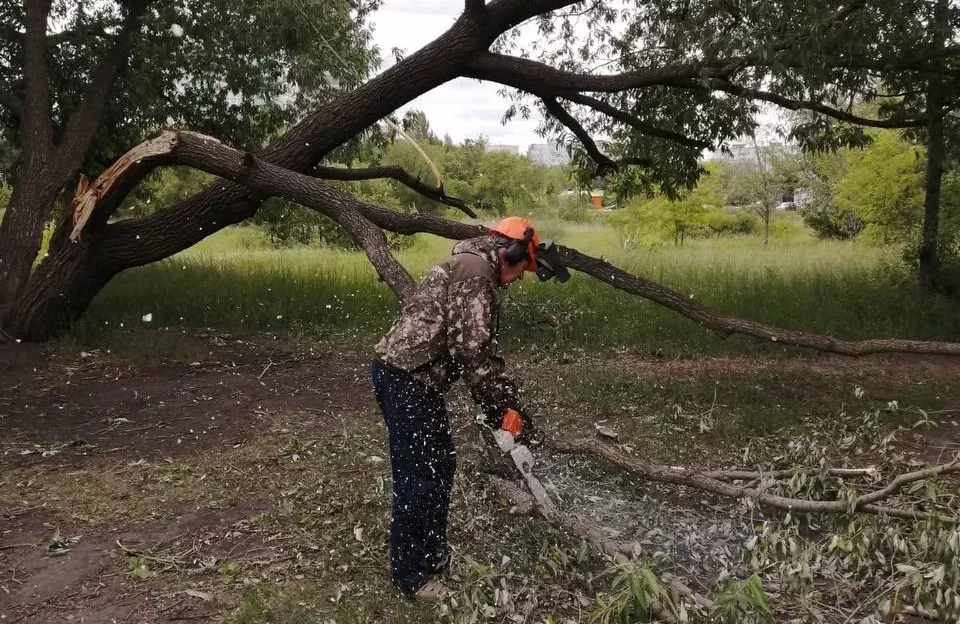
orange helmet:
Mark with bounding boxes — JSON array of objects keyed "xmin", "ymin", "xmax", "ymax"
[{"xmin": 490, "ymin": 216, "xmax": 540, "ymax": 271}]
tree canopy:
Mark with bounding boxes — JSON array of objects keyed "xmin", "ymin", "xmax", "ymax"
[{"xmin": 0, "ymin": 0, "xmax": 380, "ymax": 177}]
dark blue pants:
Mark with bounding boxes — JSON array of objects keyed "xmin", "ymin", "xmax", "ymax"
[{"xmin": 371, "ymin": 361, "xmax": 456, "ymax": 595}]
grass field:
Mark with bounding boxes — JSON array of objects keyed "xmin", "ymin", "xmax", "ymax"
[{"xmin": 63, "ymin": 214, "xmax": 960, "ymax": 358}]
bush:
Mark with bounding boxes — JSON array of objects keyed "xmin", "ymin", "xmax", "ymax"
[
  {"xmin": 556, "ymin": 195, "xmax": 594, "ymax": 223},
  {"xmin": 700, "ymin": 209, "xmax": 759, "ymax": 237},
  {"xmin": 801, "ymin": 201, "xmax": 865, "ymax": 240}
]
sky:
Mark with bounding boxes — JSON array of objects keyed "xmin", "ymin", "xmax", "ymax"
[{"xmin": 369, "ymin": 1, "xmax": 545, "ymax": 152}]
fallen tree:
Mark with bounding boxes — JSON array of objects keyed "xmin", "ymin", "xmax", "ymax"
[{"xmin": 4, "ymin": 2, "xmax": 960, "ymax": 616}]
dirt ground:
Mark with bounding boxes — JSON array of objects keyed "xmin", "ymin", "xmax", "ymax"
[
  {"xmin": 2, "ymin": 331, "xmax": 960, "ymax": 623},
  {"xmin": 2, "ymin": 332, "xmax": 380, "ymax": 624}
]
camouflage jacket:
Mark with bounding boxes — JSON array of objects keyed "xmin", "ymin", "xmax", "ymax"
[{"xmin": 374, "ymin": 236, "xmax": 520, "ymax": 418}]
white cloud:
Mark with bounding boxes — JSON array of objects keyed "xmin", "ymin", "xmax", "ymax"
[
  {"xmin": 370, "ymin": 2, "xmax": 545, "ymax": 152},
  {"xmin": 376, "ymin": 0, "xmax": 462, "ymax": 16}
]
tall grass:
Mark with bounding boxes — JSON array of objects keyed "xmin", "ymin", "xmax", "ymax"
[{"xmin": 68, "ymin": 217, "xmax": 960, "ymax": 356}]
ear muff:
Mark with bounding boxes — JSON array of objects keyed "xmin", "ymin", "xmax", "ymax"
[{"xmin": 503, "ymin": 227, "xmax": 535, "ymax": 266}]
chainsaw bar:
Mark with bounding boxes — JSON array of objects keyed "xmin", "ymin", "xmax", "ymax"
[{"xmin": 492, "ymin": 429, "xmax": 557, "ymax": 518}]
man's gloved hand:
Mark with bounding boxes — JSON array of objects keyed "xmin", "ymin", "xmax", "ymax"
[{"xmin": 483, "ymin": 408, "xmax": 503, "ymax": 431}]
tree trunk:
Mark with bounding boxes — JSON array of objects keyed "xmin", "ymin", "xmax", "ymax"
[
  {"xmin": 919, "ymin": 104, "xmax": 944, "ymax": 291},
  {"xmin": 763, "ymin": 208, "xmax": 770, "ymax": 247},
  {"xmin": 918, "ymin": 0, "xmax": 948, "ymax": 291},
  {"xmin": 0, "ymin": 170, "xmax": 60, "ymax": 306},
  {"xmin": 5, "ymin": 220, "xmax": 111, "ymax": 341}
]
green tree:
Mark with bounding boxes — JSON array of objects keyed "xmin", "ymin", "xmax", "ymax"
[
  {"xmin": 716, "ymin": 147, "xmax": 802, "ymax": 246},
  {"xmin": 834, "ymin": 131, "xmax": 926, "ymax": 244},
  {"xmin": 475, "ymin": 150, "xmax": 540, "ymax": 215},
  {"xmin": 613, "ymin": 183, "xmax": 720, "ymax": 247},
  {"xmin": 0, "ymin": 0, "xmax": 378, "ymax": 308},
  {"xmin": 797, "ymin": 149, "xmax": 865, "ymax": 240}
]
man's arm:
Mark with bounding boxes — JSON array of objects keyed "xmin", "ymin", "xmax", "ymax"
[{"xmin": 446, "ymin": 275, "xmax": 520, "ymax": 423}]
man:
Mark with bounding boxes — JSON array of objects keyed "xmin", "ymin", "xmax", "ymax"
[{"xmin": 371, "ymin": 217, "xmax": 569, "ymax": 600}]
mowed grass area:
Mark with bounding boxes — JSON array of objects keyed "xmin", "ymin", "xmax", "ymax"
[{"xmin": 64, "ymin": 214, "xmax": 960, "ymax": 358}]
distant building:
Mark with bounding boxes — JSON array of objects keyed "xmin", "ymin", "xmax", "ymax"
[
  {"xmin": 526, "ymin": 143, "xmax": 570, "ymax": 166},
  {"xmin": 710, "ymin": 140, "xmax": 799, "ymax": 164},
  {"xmin": 588, "ymin": 189, "xmax": 604, "ymax": 209},
  {"xmin": 486, "ymin": 144, "xmax": 519, "ymax": 154}
]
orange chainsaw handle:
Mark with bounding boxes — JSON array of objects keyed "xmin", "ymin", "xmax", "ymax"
[{"xmin": 501, "ymin": 408, "xmax": 524, "ymax": 436}]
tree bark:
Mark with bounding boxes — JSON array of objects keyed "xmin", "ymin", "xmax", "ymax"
[
  {"xmin": 0, "ymin": 0, "xmax": 54, "ymax": 305},
  {"xmin": 8, "ymin": 131, "xmax": 419, "ymax": 339},
  {"xmin": 918, "ymin": 0, "xmax": 948, "ymax": 292},
  {"xmin": 6, "ymin": 224, "xmax": 111, "ymax": 341},
  {"xmin": 0, "ymin": 179, "xmax": 62, "ymax": 311},
  {"xmin": 919, "ymin": 102, "xmax": 943, "ymax": 291},
  {"xmin": 0, "ymin": 0, "xmax": 147, "ymax": 308}
]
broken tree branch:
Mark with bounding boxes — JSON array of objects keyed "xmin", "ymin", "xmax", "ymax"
[
  {"xmin": 556, "ymin": 246, "xmax": 960, "ymax": 356},
  {"xmin": 547, "ymin": 437, "xmax": 960, "ymax": 523},
  {"xmin": 69, "ymin": 131, "xmax": 415, "ymax": 300},
  {"xmin": 313, "ymin": 164, "xmax": 476, "ymax": 217}
]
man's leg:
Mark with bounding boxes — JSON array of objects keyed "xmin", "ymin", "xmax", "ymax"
[
  {"xmin": 371, "ymin": 362, "xmax": 452, "ymax": 594},
  {"xmin": 424, "ymin": 408, "xmax": 455, "ymax": 574}
]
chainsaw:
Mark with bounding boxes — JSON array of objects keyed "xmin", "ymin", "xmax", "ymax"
[{"xmin": 488, "ymin": 408, "xmax": 558, "ymax": 518}]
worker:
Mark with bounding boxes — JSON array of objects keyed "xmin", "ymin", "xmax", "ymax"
[{"xmin": 371, "ymin": 217, "xmax": 569, "ymax": 600}]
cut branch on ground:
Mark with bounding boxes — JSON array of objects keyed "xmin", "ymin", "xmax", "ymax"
[{"xmin": 547, "ymin": 436, "xmax": 960, "ymax": 523}]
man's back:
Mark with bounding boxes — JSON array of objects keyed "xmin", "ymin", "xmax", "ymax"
[{"xmin": 375, "ymin": 236, "xmax": 501, "ymax": 393}]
